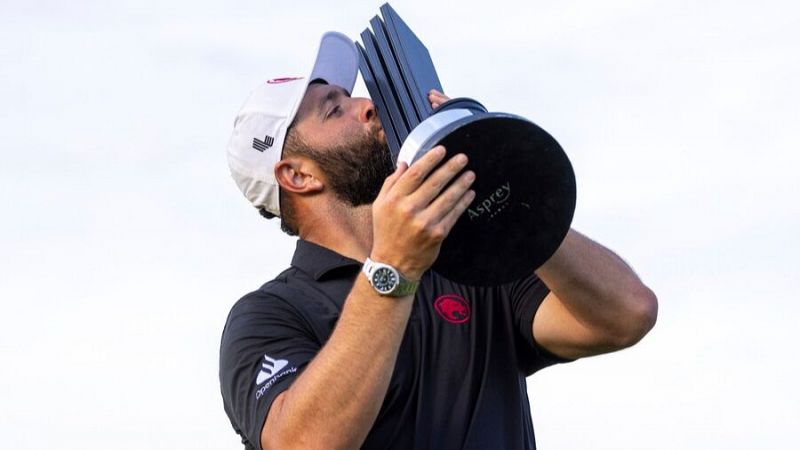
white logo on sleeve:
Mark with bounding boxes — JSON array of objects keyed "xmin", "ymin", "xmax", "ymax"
[{"xmin": 255, "ymin": 354, "xmax": 289, "ymax": 385}]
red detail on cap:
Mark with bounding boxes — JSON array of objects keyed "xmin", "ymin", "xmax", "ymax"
[
  {"xmin": 434, "ymin": 294, "xmax": 471, "ymax": 324},
  {"xmin": 267, "ymin": 77, "xmax": 304, "ymax": 84}
]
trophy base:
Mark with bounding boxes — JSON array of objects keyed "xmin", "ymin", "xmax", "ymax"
[{"xmin": 398, "ymin": 99, "xmax": 576, "ymax": 285}]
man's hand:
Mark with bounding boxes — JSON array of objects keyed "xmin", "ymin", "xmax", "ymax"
[
  {"xmin": 428, "ymin": 89, "xmax": 449, "ymax": 109},
  {"xmin": 371, "ymin": 146, "xmax": 475, "ymax": 280}
]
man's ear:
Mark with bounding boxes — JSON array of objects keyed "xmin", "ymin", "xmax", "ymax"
[{"xmin": 274, "ymin": 157, "xmax": 324, "ymax": 194}]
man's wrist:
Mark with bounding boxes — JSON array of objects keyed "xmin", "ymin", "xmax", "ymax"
[
  {"xmin": 363, "ymin": 257, "xmax": 419, "ymax": 297},
  {"xmin": 367, "ymin": 249, "xmax": 423, "ymax": 282}
]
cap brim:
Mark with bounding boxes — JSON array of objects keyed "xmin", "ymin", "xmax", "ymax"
[{"xmin": 309, "ymin": 31, "xmax": 359, "ymax": 94}]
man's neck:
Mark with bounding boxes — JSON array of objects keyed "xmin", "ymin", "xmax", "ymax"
[{"xmin": 299, "ymin": 203, "xmax": 373, "ymax": 263}]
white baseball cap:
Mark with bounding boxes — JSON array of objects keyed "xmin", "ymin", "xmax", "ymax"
[{"xmin": 226, "ymin": 31, "xmax": 359, "ymax": 218}]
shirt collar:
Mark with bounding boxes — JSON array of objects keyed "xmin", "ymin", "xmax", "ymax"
[{"xmin": 290, "ymin": 239, "xmax": 362, "ymax": 280}]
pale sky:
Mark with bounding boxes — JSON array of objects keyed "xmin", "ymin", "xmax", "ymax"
[{"xmin": 1, "ymin": 1, "xmax": 798, "ymax": 448}]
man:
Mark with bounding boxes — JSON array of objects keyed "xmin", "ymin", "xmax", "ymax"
[{"xmin": 220, "ymin": 32, "xmax": 657, "ymax": 450}]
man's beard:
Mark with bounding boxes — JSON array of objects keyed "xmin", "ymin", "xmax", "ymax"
[{"xmin": 306, "ymin": 128, "xmax": 394, "ymax": 207}]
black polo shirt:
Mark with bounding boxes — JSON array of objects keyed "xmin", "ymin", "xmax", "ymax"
[{"xmin": 219, "ymin": 239, "xmax": 569, "ymax": 450}]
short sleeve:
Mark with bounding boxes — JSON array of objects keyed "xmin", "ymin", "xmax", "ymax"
[
  {"xmin": 508, "ymin": 273, "xmax": 573, "ymax": 375},
  {"xmin": 219, "ymin": 290, "xmax": 320, "ymax": 450}
]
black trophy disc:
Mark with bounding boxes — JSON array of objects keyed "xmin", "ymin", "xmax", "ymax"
[{"xmin": 398, "ymin": 99, "xmax": 576, "ymax": 285}]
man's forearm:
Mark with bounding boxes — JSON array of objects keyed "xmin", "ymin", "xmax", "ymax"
[
  {"xmin": 535, "ymin": 229, "xmax": 658, "ymax": 348},
  {"xmin": 263, "ymin": 277, "xmax": 413, "ymax": 450},
  {"xmin": 262, "ymin": 147, "xmax": 474, "ymax": 449}
]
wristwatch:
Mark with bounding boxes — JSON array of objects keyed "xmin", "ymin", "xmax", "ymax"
[{"xmin": 362, "ymin": 258, "xmax": 418, "ymax": 297}]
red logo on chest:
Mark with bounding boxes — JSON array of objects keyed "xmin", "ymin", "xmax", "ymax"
[{"xmin": 433, "ymin": 294, "xmax": 471, "ymax": 324}]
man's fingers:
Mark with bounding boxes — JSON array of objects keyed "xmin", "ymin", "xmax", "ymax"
[
  {"xmin": 392, "ymin": 146, "xmax": 447, "ymax": 195},
  {"xmin": 428, "ymin": 89, "xmax": 449, "ymax": 109},
  {"xmin": 426, "ymin": 169, "xmax": 475, "ymax": 223},
  {"xmin": 379, "ymin": 162, "xmax": 407, "ymax": 196},
  {"xmin": 439, "ymin": 188, "xmax": 476, "ymax": 234},
  {"xmin": 428, "ymin": 89, "xmax": 447, "ymax": 100},
  {"xmin": 411, "ymin": 152, "xmax": 470, "ymax": 207}
]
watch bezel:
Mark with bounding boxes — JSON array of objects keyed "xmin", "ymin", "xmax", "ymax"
[{"xmin": 370, "ymin": 265, "xmax": 400, "ymax": 295}]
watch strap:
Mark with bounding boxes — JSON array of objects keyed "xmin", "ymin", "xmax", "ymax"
[{"xmin": 390, "ymin": 279, "xmax": 418, "ymax": 297}]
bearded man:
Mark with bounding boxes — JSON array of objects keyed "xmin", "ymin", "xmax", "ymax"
[{"xmin": 220, "ymin": 32, "xmax": 658, "ymax": 450}]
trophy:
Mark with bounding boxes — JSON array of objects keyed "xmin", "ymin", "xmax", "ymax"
[{"xmin": 358, "ymin": 4, "xmax": 576, "ymax": 286}]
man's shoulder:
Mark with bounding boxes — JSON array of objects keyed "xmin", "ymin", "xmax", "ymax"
[
  {"xmin": 221, "ymin": 268, "xmax": 298, "ymax": 331},
  {"xmin": 222, "ymin": 264, "xmax": 343, "ymax": 342},
  {"xmin": 220, "ymin": 264, "xmax": 342, "ymax": 365},
  {"xmin": 225, "ymin": 267, "xmax": 307, "ymax": 317}
]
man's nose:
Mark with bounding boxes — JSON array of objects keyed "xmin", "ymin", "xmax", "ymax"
[{"xmin": 354, "ymin": 97, "xmax": 377, "ymax": 123}]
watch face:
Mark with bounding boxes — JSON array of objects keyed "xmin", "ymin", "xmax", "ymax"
[{"xmin": 372, "ymin": 267, "xmax": 398, "ymax": 294}]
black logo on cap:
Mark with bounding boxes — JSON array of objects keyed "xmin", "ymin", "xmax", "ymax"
[{"xmin": 252, "ymin": 134, "xmax": 275, "ymax": 152}]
